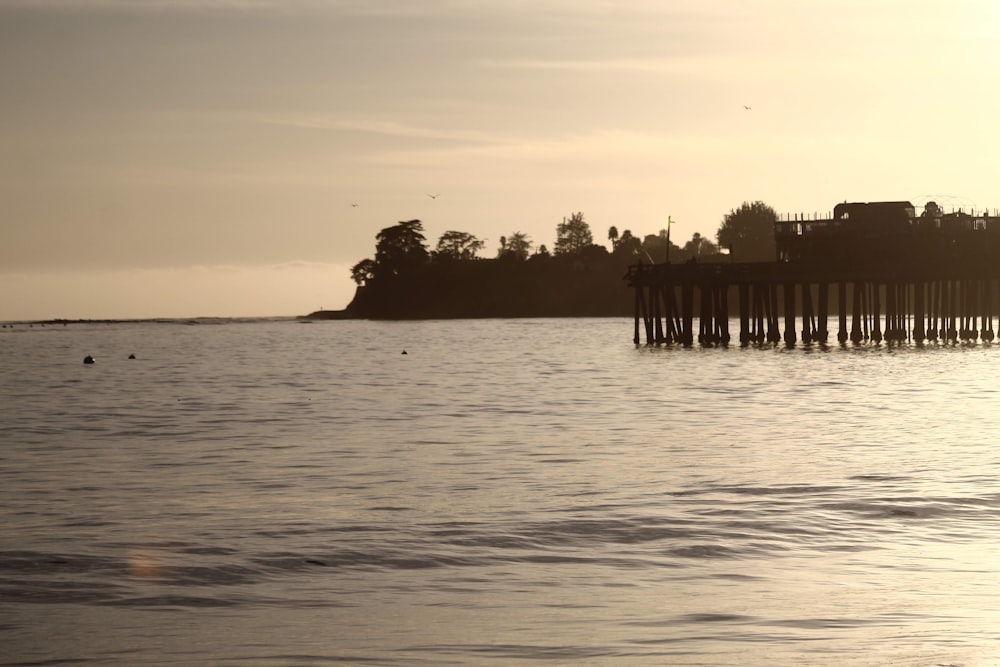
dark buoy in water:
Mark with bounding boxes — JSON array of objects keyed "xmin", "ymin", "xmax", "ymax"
[
  {"xmin": 401, "ymin": 350, "xmax": 407, "ymax": 355},
  {"xmin": 128, "ymin": 354, "xmax": 136, "ymax": 359},
  {"xmin": 83, "ymin": 355, "xmax": 95, "ymax": 364}
]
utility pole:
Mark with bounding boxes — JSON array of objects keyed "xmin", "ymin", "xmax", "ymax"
[{"xmin": 665, "ymin": 216, "xmax": 674, "ymax": 263}]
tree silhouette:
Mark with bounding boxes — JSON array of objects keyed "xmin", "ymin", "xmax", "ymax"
[
  {"xmin": 500, "ymin": 231, "xmax": 532, "ymax": 261},
  {"xmin": 375, "ymin": 219, "xmax": 429, "ymax": 277},
  {"xmin": 640, "ymin": 229, "xmax": 681, "ymax": 263},
  {"xmin": 555, "ymin": 212, "xmax": 593, "ymax": 255},
  {"xmin": 716, "ymin": 201, "xmax": 777, "ymax": 261},
  {"xmin": 641, "ymin": 233, "xmax": 663, "ymax": 263},
  {"xmin": 921, "ymin": 201, "xmax": 942, "ymax": 218},
  {"xmin": 683, "ymin": 232, "xmax": 719, "ymax": 259},
  {"xmin": 613, "ymin": 229, "xmax": 641, "ymax": 258},
  {"xmin": 607, "ymin": 225, "xmax": 619, "ymax": 250},
  {"xmin": 435, "ymin": 230, "xmax": 484, "ymax": 260},
  {"xmin": 350, "ymin": 258, "xmax": 376, "ymax": 285}
]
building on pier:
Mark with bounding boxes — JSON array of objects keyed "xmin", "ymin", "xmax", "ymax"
[{"xmin": 627, "ymin": 200, "xmax": 1000, "ymax": 346}]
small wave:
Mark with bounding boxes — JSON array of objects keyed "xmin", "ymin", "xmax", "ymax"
[
  {"xmin": 103, "ymin": 594, "xmax": 236, "ymax": 608},
  {"xmin": 667, "ymin": 544, "xmax": 743, "ymax": 559}
]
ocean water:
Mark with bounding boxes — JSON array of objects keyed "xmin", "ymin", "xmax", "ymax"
[{"xmin": 3, "ymin": 318, "xmax": 1000, "ymax": 666}]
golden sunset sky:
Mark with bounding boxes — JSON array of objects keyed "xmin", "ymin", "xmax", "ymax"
[{"xmin": 3, "ymin": 0, "xmax": 1000, "ymax": 319}]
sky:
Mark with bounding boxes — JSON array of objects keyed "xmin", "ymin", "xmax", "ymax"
[{"xmin": 3, "ymin": 0, "xmax": 1000, "ymax": 320}]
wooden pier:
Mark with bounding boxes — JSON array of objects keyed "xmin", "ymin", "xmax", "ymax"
[{"xmin": 626, "ymin": 201, "xmax": 1000, "ymax": 347}]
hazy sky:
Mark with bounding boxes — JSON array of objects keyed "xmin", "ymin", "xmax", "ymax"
[{"xmin": 3, "ymin": 0, "xmax": 999, "ymax": 320}]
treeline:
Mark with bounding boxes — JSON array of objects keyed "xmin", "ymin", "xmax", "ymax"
[{"xmin": 340, "ymin": 202, "xmax": 778, "ymax": 319}]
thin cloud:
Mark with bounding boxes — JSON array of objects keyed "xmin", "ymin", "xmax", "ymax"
[
  {"xmin": 0, "ymin": 0, "xmax": 323, "ymax": 8},
  {"xmin": 0, "ymin": 0, "xmax": 480, "ymax": 14},
  {"xmin": 477, "ymin": 56, "xmax": 699, "ymax": 73},
  {"xmin": 256, "ymin": 116, "xmax": 503, "ymax": 144},
  {"xmin": 366, "ymin": 129, "xmax": 692, "ymax": 168}
]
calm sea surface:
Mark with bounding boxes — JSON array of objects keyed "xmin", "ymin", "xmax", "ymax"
[{"xmin": 3, "ymin": 318, "xmax": 1000, "ymax": 666}]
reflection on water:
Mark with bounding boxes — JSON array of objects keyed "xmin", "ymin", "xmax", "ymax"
[{"xmin": 2, "ymin": 319, "xmax": 1000, "ymax": 666}]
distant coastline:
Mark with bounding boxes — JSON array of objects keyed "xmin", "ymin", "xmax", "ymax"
[
  {"xmin": 3, "ymin": 317, "xmax": 299, "ymax": 327},
  {"xmin": 300, "ymin": 310, "xmax": 358, "ymax": 320}
]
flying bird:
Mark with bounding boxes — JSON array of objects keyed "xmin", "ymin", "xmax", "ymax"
[
  {"xmin": 743, "ymin": 105, "xmax": 752, "ymax": 111},
  {"xmin": 351, "ymin": 203, "xmax": 359, "ymax": 207},
  {"xmin": 427, "ymin": 194, "xmax": 440, "ymax": 199}
]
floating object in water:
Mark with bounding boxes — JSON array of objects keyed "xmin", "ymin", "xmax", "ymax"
[
  {"xmin": 401, "ymin": 350, "xmax": 408, "ymax": 355},
  {"xmin": 128, "ymin": 354, "xmax": 136, "ymax": 359},
  {"xmin": 83, "ymin": 355, "xmax": 95, "ymax": 364}
]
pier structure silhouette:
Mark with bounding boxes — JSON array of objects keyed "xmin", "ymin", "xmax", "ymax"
[{"xmin": 627, "ymin": 201, "xmax": 1000, "ymax": 347}]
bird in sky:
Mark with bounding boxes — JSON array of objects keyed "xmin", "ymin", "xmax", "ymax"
[
  {"xmin": 743, "ymin": 105, "xmax": 752, "ymax": 111},
  {"xmin": 351, "ymin": 203, "xmax": 359, "ymax": 207},
  {"xmin": 427, "ymin": 194, "xmax": 440, "ymax": 199}
]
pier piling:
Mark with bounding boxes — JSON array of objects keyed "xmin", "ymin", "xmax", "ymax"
[{"xmin": 628, "ymin": 266, "xmax": 1000, "ymax": 348}]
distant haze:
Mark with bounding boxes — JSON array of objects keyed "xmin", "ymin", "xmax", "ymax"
[
  {"xmin": 3, "ymin": 1, "xmax": 999, "ymax": 319},
  {"xmin": 1, "ymin": 263, "xmax": 355, "ymax": 321}
]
